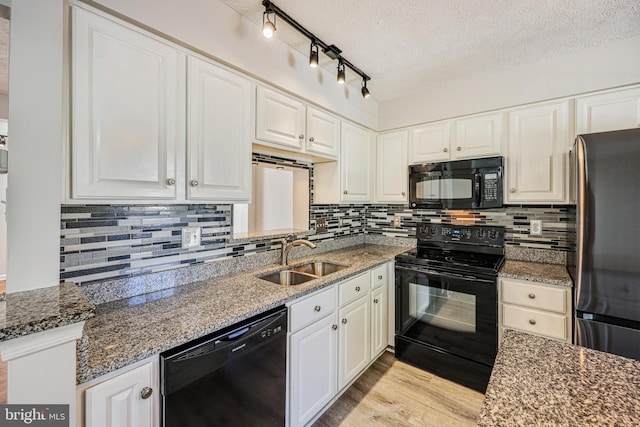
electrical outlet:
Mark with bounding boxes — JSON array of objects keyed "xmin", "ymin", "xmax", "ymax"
[
  {"xmin": 181, "ymin": 226, "xmax": 201, "ymax": 248},
  {"xmin": 530, "ymin": 220, "xmax": 543, "ymax": 236},
  {"xmin": 393, "ymin": 215, "xmax": 402, "ymax": 228},
  {"xmin": 316, "ymin": 218, "xmax": 327, "ymax": 233}
]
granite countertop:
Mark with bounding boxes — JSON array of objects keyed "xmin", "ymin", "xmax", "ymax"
[
  {"xmin": 0, "ymin": 282, "xmax": 95, "ymax": 341},
  {"xmin": 77, "ymin": 244, "xmax": 408, "ymax": 384},
  {"xmin": 478, "ymin": 330, "xmax": 640, "ymax": 426},
  {"xmin": 499, "ymin": 260, "xmax": 573, "ymax": 287}
]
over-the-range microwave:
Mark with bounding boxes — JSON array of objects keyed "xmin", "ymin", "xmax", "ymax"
[{"xmin": 409, "ymin": 156, "xmax": 503, "ymax": 210}]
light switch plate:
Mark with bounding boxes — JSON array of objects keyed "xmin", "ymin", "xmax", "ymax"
[
  {"xmin": 182, "ymin": 226, "xmax": 201, "ymax": 248},
  {"xmin": 530, "ymin": 220, "xmax": 543, "ymax": 236},
  {"xmin": 393, "ymin": 215, "xmax": 402, "ymax": 228},
  {"xmin": 316, "ymin": 218, "xmax": 327, "ymax": 233}
]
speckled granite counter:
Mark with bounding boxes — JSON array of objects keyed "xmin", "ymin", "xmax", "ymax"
[
  {"xmin": 0, "ymin": 282, "xmax": 95, "ymax": 341},
  {"xmin": 499, "ymin": 260, "xmax": 573, "ymax": 287},
  {"xmin": 478, "ymin": 330, "xmax": 640, "ymax": 426},
  {"xmin": 77, "ymin": 244, "xmax": 409, "ymax": 384}
]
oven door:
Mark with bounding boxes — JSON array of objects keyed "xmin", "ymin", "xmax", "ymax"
[
  {"xmin": 395, "ymin": 264, "xmax": 497, "ymax": 366},
  {"xmin": 409, "ymin": 170, "xmax": 479, "ymax": 209}
]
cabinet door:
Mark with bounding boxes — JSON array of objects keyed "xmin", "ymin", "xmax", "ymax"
[
  {"xmin": 306, "ymin": 107, "xmax": 340, "ymax": 158},
  {"xmin": 505, "ymin": 101, "xmax": 569, "ymax": 203},
  {"xmin": 338, "ymin": 296, "xmax": 370, "ymax": 389},
  {"xmin": 289, "ymin": 314, "xmax": 338, "ymax": 427},
  {"xmin": 341, "ymin": 122, "xmax": 374, "ymax": 202},
  {"xmin": 408, "ymin": 121, "xmax": 451, "ymax": 163},
  {"xmin": 370, "ymin": 285, "xmax": 388, "ymax": 358},
  {"xmin": 576, "ymin": 87, "xmax": 640, "ymax": 134},
  {"xmin": 187, "ymin": 57, "xmax": 251, "ymax": 201},
  {"xmin": 256, "ymin": 86, "xmax": 305, "ymax": 149},
  {"xmin": 72, "ymin": 7, "xmax": 183, "ymax": 200},
  {"xmin": 85, "ymin": 363, "xmax": 156, "ymax": 427},
  {"xmin": 453, "ymin": 112, "xmax": 503, "ymax": 159},
  {"xmin": 375, "ymin": 130, "xmax": 408, "ymax": 203}
]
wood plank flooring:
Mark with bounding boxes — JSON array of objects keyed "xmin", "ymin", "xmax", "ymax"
[
  {"xmin": 313, "ymin": 351, "xmax": 484, "ymax": 427},
  {"xmin": 0, "ymin": 279, "xmax": 5, "ymax": 403}
]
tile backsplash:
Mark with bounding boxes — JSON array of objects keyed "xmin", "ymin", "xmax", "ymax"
[{"xmin": 61, "ymin": 202, "xmax": 574, "ymax": 284}]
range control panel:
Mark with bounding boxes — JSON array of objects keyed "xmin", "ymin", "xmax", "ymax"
[{"xmin": 417, "ymin": 223, "xmax": 505, "ymax": 246}]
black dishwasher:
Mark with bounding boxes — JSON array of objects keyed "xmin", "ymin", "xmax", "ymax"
[{"xmin": 160, "ymin": 306, "xmax": 287, "ymax": 427}]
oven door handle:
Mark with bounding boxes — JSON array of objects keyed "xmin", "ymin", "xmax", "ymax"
[{"xmin": 395, "ymin": 264, "xmax": 496, "ymax": 284}]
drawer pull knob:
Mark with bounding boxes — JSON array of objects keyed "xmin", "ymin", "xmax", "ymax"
[
  {"xmin": 191, "ymin": 179, "xmax": 199, "ymax": 187},
  {"xmin": 140, "ymin": 387, "xmax": 153, "ymax": 400},
  {"xmin": 299, "ymin": 134, "xmax": 304, "ymax": 140},
  {"xmin": 456, "ymin": 146, "xmax": 462, "ymax": 151},
  {"xmin": 355, "ymin": 286, "xmax": 361, "ymax": 292},
  {"xmin": 374, "ymin": 298, "xmax": 379, "ymax": 304},
  {"xmin": 378, "ymin": 275, "xmax": 383, "ymax": 280},
  {"xmin": 314, "ymin": 305, "xmax": 321, "ymax": 312},
  {"xmin": 342, "ymin": 318, "xmax": 348, "ymax": 324},
  {"xmin": 401, "ymin": 191, "xmax": 406, "ymax": 196},
  {"xmin": 528, "ymin": 293, "xmax": 536, "ymax": 299},
  {"xmin": 510, "ymin": 188, "xmax": 516, "ymax": 193},
  {"xmin": 443, "ymin": 148, "xmax": 448, "ymax": 153},
  {"xmin": 332, "ymin": 324, "xmax": 337, "ymax": 330},
  {"xmin": 529, "ymin": 319, "xmax": 537, "ymax": 325},
  {"xmin": 166, "ymin": 178, "xmax": 176, "ymax": 186},
  {"xmin": 343, "ymin": 190, "xmax": 348, "ymax": 194},
  {"xmin": 309, "ymin": 137, "xmax": 315, "ymax": 142}
]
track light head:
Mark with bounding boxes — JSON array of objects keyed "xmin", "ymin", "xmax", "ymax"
[
  {"xmin": 262, "ymin": 10, "xmax": 276, "ymax": 38},
  {"xmin": 361, "ymin": 79, "xmax": 371, "ymax": 98},
  {"xmin": 309, "ymin": 41, "xmax": 318, "ymax": 68},
  {"xmin": 337, "ymin": 60, "xmax": 345, "ymax": 84}
]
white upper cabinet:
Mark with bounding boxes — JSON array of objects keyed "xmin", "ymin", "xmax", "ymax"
[
  {"xmin": 376, "ymin": 130, "xmax": 408, "ymax": 204},
  {"xmin": 409, "ymin": 121, "xmax": 452, "ymax": 163},
  {"xmin": 306, "ymin": 107, "xmax": 340, "ymax": 158},
  {"xmin": 505, "ymin": 101, "xmax": 570, "ymax": 203},
  {"xmin": 576, "ymin": 87, "xmax": 640, "ymax": 134},
  {"xmin": 187, "ymin": 56, "xmax": 252, "ymax": 201},
  {"xmin": 341, "ymin": 122, "xmax": 375, "ymax": 202},
  {"xmin": 71, "ymin": 6, "xmax": 184, "ymax": 200},
  {"xmin": 453, "ymin": 112, "xmax": 503, "ymax": 159},
  {"xmin": 255, "ymin": 86, "xmax": 306, "ymax": 150}
]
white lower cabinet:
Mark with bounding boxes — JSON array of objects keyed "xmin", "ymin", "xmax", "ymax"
[
  {"xmin": 499, "ymin": 277, "xmax": 572, "ymax": 344},
  {"xmin": 288, "ymin": 263, "xmax": 391, "ymax": 426},
  {"xmin": 82, "ymin": 360, "xmax": 158, "ymax": 427}
]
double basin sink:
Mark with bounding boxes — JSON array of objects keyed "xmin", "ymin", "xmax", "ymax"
[{"xmin": 259, "ymin": 261, "xmax": 349, "ymax": 286}]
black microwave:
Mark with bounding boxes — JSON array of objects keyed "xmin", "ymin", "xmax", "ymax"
[{"xmin": 409, "ymin": 156, "xmax": 503, "ymax": 210}]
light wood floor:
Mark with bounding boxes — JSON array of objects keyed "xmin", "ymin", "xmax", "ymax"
[
  {"xmin": 0, "ymin": 279, "xmax": 5, "ymax": 403},
  {"xmin": 313, "ymin": 351, "xmax": 485, "ymax": 427}
]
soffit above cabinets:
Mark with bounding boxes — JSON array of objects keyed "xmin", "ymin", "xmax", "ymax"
[{"xmin": 220, "ymin": 0, "xmax": 640, "ymax": 102}]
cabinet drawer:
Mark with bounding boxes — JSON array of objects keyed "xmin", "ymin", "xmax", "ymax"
[
  {"xmin": 370, "ymin": 264, "xmax": 387, "ymax": 289},
  {"xmin": 290, "ymin": 287, "xmax": 336, "ymax": 333},
  {"xmin": 501, "ymin": 279, "xmax": 567, "ymax": 313},
  {"xmin": 502, "ymin": 304, "xmax": 568, "ymax": 341},
  {"xmin": 339, "ymin": 272, "xmax": 371, "ymax": 306}
]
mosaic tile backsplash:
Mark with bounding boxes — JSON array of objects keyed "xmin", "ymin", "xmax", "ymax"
[{"xmin": 61, "ymin": 202, "xmax": 575, "ymax": 284}]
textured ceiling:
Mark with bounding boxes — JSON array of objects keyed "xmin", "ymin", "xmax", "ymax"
[{"xmin": 220, "ymin": 0, "xmax": 640, "ymax": 101}]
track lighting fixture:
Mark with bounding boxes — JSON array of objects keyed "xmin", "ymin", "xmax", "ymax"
[
  {"xmin": 309, "ymin": 40, "xmax": 318, "ymax": 68},
  {"xmin": 262, "ymin": 9, "xmax": 276, "ymax": 38},
  {"xmin": 261, "ymin": 0, "xmax": 371, "ymax": 98},
  {"xmin": 337, "ymin": 60, "xmax": 345, "ymax": 84},
  {"xmin": 361, "ymin": 79, "xmax": 371, "ymax": 98}
]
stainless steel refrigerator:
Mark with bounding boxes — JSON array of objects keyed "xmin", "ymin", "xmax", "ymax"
[{"xmin": 571, "ymin": 127, "xmax": 640, "ymax": 360}]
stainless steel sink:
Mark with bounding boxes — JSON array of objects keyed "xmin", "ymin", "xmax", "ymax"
[
  {"xmin": 259, "ymin": 270, "xmax": 317, "ymax": 286},
  {"xmin": 258, "ymin": 261, "xmax": 349, "ymax": 285},
  {"xmin": 292, "ymin": 261, "xmax": 348, "ymax": 277}
]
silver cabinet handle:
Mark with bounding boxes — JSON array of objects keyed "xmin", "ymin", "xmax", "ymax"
[
  {"xmin": 457, "ymin": 146, "xmax": 462, "ymax": 151},
  {"xmin": 298, "ymin": 134, "xmax": 304, "ymax": 140},
  {"xmin": 140, "ymin": 387, "xmax": 153, "ymax": 400},
  {"xmin": 314, "ymin": 305, "xmax": 321, "ymax": 312},
  {"xmin": 355, "ymin": 286, "xmax": 360, "ymax": 292},
  {"xmin": 309, "ymin": 137, "xmax": 315, "ymax": 142},
  {"xmin": 528, "ymin": 293, "xmax": 536, "ymax": 299},
  {"xmin": 374, "ymin": 298, "xmax": 379, "ymax": 304},
  {"xmin": 343, "ymin": 190, "xmax": 348, "ymax": 194},
  {"xmin": 332, "ymin": 324, "xmax": 337, "ymax": 330},
  {"xmin": 191, "ymin": 180, "xmax": 199, "ymax": 187},
  {"xmin": 443, "ymin": 147, "xmax": 448, "ymax": 153},
  {"xmin": 529, "ymin": 319, "xmax": 537, "ymax": 325},
  {"xmin": 378, "ymin": 275, "xmax": 383, "ymax": 280},
  {"xmin": 510, "ymin": 188, "xmax": 516, "ymax": 193},
  {"xmin": 166, "ymin": 178, "xmax": 176, "ymax": 186},
  {"xmin": 342, "ymin": 318, "xmax": 347, "ymax": 324}
]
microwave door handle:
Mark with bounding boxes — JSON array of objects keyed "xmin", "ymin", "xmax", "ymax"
[{"xmin": 474, "ymin": 172, "xmax": 482, "ymax": 207}]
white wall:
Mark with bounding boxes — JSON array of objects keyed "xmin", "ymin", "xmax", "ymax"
[
  {"xmin": 6, "ymin": 0, "xmax": 64, "ymax": 292},
  {"xmin": 92, "ymin": 0, "xmax": 379, "ymax": 129},
  {"xmin": 379, "ymin": 35, "xmax": 640, "ymax": 130}
]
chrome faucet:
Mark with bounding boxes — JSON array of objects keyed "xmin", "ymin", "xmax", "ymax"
[{"xmin": 280, "ymin": 235, "xmax": 317, "ymax": 265}]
